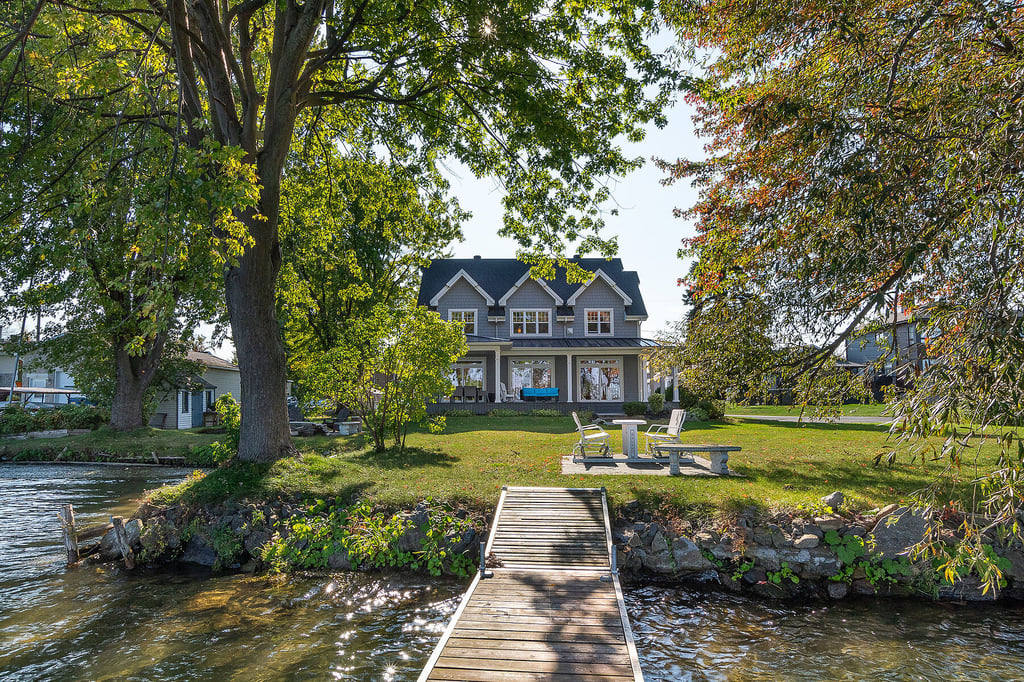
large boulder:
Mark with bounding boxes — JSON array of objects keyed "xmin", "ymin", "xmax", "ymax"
[
  {"xmin": 821, "ymin": 491, "xmax": 845, "ymax": 510},
  {"xmin": 99, "ymin": 519, "xmax": 142, "ymax": 561},
  {"xmin": 180, "ymin": 535, "xmax": 219, "ymax": 567},
  {"xmin": 672, "ymin": 536, "xmax": 713, "ymax": 572},
  {"xmin": 869, "ymin": 507, "xmax": 928, "ymax": 559}
]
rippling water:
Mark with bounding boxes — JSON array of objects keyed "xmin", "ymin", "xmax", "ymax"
[{"xmin": 4, "ymin": 463, "xmax": 1024, "ymax": 681}]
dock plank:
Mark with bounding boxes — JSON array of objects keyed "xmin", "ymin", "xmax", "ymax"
[{"xmin": 418, "ymin": 487, "xmax": 643, "ymax": 681}]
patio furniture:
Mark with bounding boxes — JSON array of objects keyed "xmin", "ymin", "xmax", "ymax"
[
  {"xmin": 651, "ymin": 443, "xmax": 740, "ymax": 475},
  {"xmin": 521, "ymin": 387, "xmax": 559, "ymax": 402},
  {"xmin": 644, "ymin": 409, "xmax": 687, "ymax": 454},
  {"xmin": 572, "ymin": 411, "xmax": 611, "ymax": 460},
  {"xmin": 612, "ymin": 418, "xmax": 646, "ymax": 460}
]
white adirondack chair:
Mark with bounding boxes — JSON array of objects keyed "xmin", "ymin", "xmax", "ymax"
[
  {"xmin": 572, "ymin": 411, "xmax": 611, "ymax": 460},
  {"xmin": 644, "ymin": 409, "xmax": 687, "ymax": 455}
]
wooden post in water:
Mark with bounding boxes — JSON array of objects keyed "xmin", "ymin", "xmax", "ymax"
[
  {"xmin": 110, "ymin": 516, "xmax": 135, "ymax": 569},
  {"xmin": 58, "ymin": 504, "xmax": 78, "ymax": 565}
]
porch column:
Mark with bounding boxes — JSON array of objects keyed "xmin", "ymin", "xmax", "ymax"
[
  {"xmin": 565, "ymin": 353, "xmax": 573, "ymax": 402},
  {"xmin": 494, "ymin": 348, "xmax": 502, "ymax": 402}
]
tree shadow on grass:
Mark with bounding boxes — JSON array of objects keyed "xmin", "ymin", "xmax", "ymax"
[
  {"xmin": 433, "ymin": 416, "xmax": 577, "ymax": 436},
  {"xmin": 350, "ymin": 445, "xmax": 458, "ymax": 470},
  {"xmin": 721, "ymin": 417, "xmax": 893, "ymax": 435}
]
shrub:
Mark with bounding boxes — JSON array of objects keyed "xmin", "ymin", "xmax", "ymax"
[
  {"xmin": 622, "ymin": 401, "xmax": 647, "ymax": 416},
  {"xmin": 488, "ymin": 408, "xmax": 520, "ymax": 417},
  {"xmin": 0, "ymin": 405, "xmax": 39, "ymax": 435},
  {"xmin": 647, "ymin": 392, "xmax": 664, "ymax": 414},
  {"xmin": 676, "ymin": 386, "xmax": 699, "ymax": 410},
  {"xmin": 697, "ymin": 398, "xmax": 724, "ymax": 419},
  {"xmin": 529, "ymin": 409, "xmax": 562, "ymax": 417},
  {"xmin": 443, "ymin": 409, "xmax": 474, "ymax": 417},
  {"xmin": 687, "ymin": 407, "xmax": 709, "ymax": 422},
  {"xmin": 575, "ymin": 410, "xmax": 596, "ymax": 423}
]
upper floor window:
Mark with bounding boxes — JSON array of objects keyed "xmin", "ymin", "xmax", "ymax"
[
  {"xmin": 512, "ymin": 309, "xmax": 550, "ymax": 336},
  {"xmin": 586, "ymin": 309, "xmax": 613, "ymax": 336},
  {"xmin": 449, "ymin": 309, "xmax": 477, "ymax": 335}
]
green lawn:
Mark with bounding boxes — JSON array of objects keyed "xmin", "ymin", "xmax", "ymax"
[
  {"xmin": 724, "ymin": 403, "xmax": 891, "ymax": 419},
  {"xmin": 0, "ymin": 426, "xmax": 222, "ymax": 460},
  {"xmin": 149, "ymin": 415, "xmax": 1002, "ymax": 516}
]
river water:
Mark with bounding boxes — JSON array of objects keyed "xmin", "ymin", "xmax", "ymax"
[{"xmin": 3, "ymin": 463, "xmax": 1024, "ymax": 681}]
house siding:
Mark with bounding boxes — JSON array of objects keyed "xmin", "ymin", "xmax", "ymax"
[
  {"xmin": 572, "ymin": 278, "xmax": 638, "ymax": 338},
  {"xmin": 505, "ymin": 280, "xmax": 563, "ymax": 338},
  {"xmin": 436, "ymin": 280, "xmax": 488, "ymax": 335},
  {"xmin": 205, "ymin": 368, "xmax": 241, "ymax": 402}
]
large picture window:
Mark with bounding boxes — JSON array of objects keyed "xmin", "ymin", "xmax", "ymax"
[
  {"xmin": 578, "ymin": 358, "xmax": 621, "ymax": 401},
  {"xmin": 449, "ymin": 309, "xmax": 477, "ymax": 335},
  {"xmin": 511, "ymin": 359, "xmax": 552, "ymax": 395},
  {"xmin": 586, "ymin": 309, "xmax": 613, "ymax": 336},
  {"xmin": 450, "ymin": 359, "xmax": 485, "ymax": 389},
  {"xmin": 511, "ymin": 309, "xmax": 551, "ymax": 336}
]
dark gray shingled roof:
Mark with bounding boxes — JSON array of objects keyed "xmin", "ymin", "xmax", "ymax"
[{"xmin": 417, "ymin": 257, "xmax": 649, "ymax": 318}]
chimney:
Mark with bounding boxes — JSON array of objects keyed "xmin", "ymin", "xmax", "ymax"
[{"xmin": 473, "ymin": 255, "xmax": 481, "ymax": 259}]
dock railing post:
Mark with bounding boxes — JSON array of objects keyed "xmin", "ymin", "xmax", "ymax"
[{"xmin": 478, "ymin": 541, "xmax": 492, "ymax": 578}]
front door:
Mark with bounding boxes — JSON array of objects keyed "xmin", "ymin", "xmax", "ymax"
[{"xmin": 191, "ymin": 391, "xmax": 204, "ymax": 428}]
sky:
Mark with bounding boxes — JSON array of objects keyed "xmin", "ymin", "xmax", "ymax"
[{"xmin": 441, "ymin": 96, "xmax": 704, "ymax": 339}]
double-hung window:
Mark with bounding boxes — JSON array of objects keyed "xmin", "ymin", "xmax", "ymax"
[
  {"xmin": 586, "ymin": 309, "xmax": 613, "ymax": 336},
  {"xmin": 449, "ymin": 309, "xmax": 477, "ymax": 335},
  {"xmin": 511, "ymin": 309, "xmax": 550, "ymax": 336}
]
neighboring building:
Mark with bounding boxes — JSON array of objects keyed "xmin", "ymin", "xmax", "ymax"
[
  {"xmin": 150, "ymin": 350, "xmax": 243, "ymax": 429},
  {"xmin": 845, "ymin": 310, "xmax": 930, "ymax": 393},
  {"xmin": 417, "ymin": 257, "xmax": 658, "ymax": 413},
  {"xmin": 0, "ymin": 351, "xmax": 81, "ymax": 405}
]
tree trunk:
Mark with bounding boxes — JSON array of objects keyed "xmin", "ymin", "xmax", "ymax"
[
  {"xmin": 226, "ymin": 204, "xmax": 293, "ymax": 462},
  {"xmin": 109, "ymin": 335, "xmax": 165, "ymax": 431}
]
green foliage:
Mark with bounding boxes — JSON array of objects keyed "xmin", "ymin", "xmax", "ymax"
[
  {"xmin": 488, "ymin": 409, "xmax": 520, "ymax": 418},
  {"xmin": 259, "ymin": 499, "xmax": 476, "ymax": 578},
  {"xmin": 622, "ymin": 401, "xmax": 647, "ymax": 417},
  {"xmin": 766, "ymin": 561, "xmax": 798, "ymax": 585},
  {"xmin": 528, "ymin": 409, "xmax": 562, "ymax": 418},
  {"xmin": 443, "ymin": 409, "xmax": 475, "ymax": 418},
  {"xmin": 188, "ymin": 395, "xmax": 242, "ymax": 466},
  {"xmin": 687, "ymin": 407, "xmax": 709, "ymax": 423},
  {"xmin": 301, "ymin": 304, "xmax": 467, "ymax": 452},
  {"xmin": 731, "ymin": 558, "xmax": 754, "ymax": 582},
  {"xmin": 0, "ymin": 404, "xmax": 109, "ymax": 435},
  {"xmin": 647, "ymin": 392, "xmax": 665, "ymax": 415}
]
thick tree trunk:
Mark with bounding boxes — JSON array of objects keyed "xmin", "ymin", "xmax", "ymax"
[
  {"xmin": 109, "ymin": 335, "xmax": 165, "ymax": 431},
  {"xmin": 226, "ymin": 177, "xmax": 293, "ymax": 461}
]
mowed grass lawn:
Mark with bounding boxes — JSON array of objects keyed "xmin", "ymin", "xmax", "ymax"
[
  {"xmin": 724, "ymin": 403, "xmax": 891, "ymax": 419},
  {"xmin": 154, "ymin": 415, "xmax": 1003, "ymax": 515}
]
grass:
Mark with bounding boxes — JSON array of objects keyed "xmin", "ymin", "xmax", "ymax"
[
  {"xmin": 724, "ymin": 403, "xmax": 892, "ymax": 419},
  {"xmin": 146, "ymin": 415, "xmax": 1005, "ymax": 517},
  {"xmin": 0, "ymin": 426, "xmax": 222, "ymax": 460}
]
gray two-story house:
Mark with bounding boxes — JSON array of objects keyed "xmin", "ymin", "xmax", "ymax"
[{"xmin": 417, "ymin": 257, "xmax": 658, "ymax": 413}]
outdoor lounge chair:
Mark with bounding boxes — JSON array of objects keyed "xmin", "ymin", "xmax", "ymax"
[
  {"xmin": 572, "ymin": 411, "xmax": 611, "ymax": 460},
  {"xmin": 644, "ymin": 409, "xmax": 687, "ymax": 455}
]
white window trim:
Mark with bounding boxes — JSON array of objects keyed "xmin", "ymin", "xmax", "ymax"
[
  {"xmin": 584, "ymin": 308, "xmax": 614, "ymax": 337},
  {"xmin": 510, "ymin": 308, "xmax": 552, "ymax": 337},
  {"xmin": 577, "ymin": 357, "xmax": 624, "ymax": 402},
  {"xmin": 448, "ymin": 309, "xmax": 477, "ymax": 335},
  {"xmin": 510, "ymin": 357, "xmax": 555, "ymax": 398}
]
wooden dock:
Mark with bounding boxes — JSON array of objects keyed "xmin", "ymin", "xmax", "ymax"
[{"xmin": 418, "ymin": 486, "xmax": 643, "ymax": 681}]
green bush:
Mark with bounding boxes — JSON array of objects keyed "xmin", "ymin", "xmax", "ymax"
[
  {"xmin": 697, "ymin": 398, "xmax": 725, "ymax": 419},
  {"xmin": 443, "ymin": 409, "xmax": 474, "ymax": 417},
  {"xmin": 687, "ymin": 407, "xmax": 709, "ymax": 422},
  {"xmin": 529, "ymin": 409, "xmax": 562, "ymax": 417},
  {"xmin": 647, "ymin": 392, "xmax": 664, "ymax": 414},
  {"xmin": 488, "ymin": 408, "xmax": 520, "ymax": 417},
  {"xmin": 0, "ymin": 404, "xmax": 109, "ymax": 435},
  {"xmin": 575, "ymin": 410, "xmax": 596, "ymax": 423},
  {"xmin": 622, "ymin": 401, "xmax": 647, "ymax": 416},
  {"xmin": 1, "ymin": 405, "xmax": 36, "ymax": 434}
]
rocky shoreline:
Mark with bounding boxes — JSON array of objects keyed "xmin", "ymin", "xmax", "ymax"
[{"xmin": 87, "ymin": 491, "xmax": 1024, "ymax": 602}]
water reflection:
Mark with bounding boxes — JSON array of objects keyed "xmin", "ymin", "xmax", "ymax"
[{"xmin": 4, "ymin": 463, "xmax": 1024, "ymax": 681}]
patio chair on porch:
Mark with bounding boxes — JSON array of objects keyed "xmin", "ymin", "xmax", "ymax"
[
  {"xmin": 644, "ymin": 409, "xmax": 687, "ymax": 455},
  {"xmin": 572, "ymin": 411, "xmax": 611, "ymax": 460}
]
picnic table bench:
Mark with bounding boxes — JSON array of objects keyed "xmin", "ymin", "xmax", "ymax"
[{"xmin": 651, "ymin": 443, "xmax": 740, "ymax": 475}]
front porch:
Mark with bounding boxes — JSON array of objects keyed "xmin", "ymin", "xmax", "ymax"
[{"xmin": 425, "ymin": 400, "xmax": 629, "ymax": 416}]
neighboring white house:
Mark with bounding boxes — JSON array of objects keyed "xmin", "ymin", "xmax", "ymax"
[
  {"xmin": 0, "ymin": 351, "xmax": 81, "ymax": 405},
  {"xmin": 149, "ymin": 350, "xmax": 243, "ymax": 429}
]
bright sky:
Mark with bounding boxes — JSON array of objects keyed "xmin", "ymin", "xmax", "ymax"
[{"xmin": 443, "ymin": 97, "xmax": 704, "ymax": 339}]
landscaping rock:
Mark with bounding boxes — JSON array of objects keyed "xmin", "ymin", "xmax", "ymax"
[
  {"xmin": 794, "ymin": 534, "xmax": 820, "ymax": 549},
  {"xmin": 446, "ymin": 527, "xmax": 477, "ymax": 556},
  {"xmin": 99, "ymin": 519, "xmax": 142, "ymax": 561},
  {"xmin": 328, "ymin": 552, "xmax": 353, "ymax": 570},
  {"xmin": 651, "ymin": 532, "xmax": 669, "ymax": 555},
  {"xmin": 672, "ymin": 536, "xmax": 712, "ymax": 572},
  {"xmin": 747, "ymin": 546, "xmax": 781, "ymax": 572},
  {"xmin": 870, "ymin": 507, "xmax": 928, "ymax": 559},
  {"xmin": 244, "ymin": 530, "xmax": 271, "ymax": 556},
  {"xmin": 937, "ymin": 576, "xmax": 998, "ymax": 602},
  {"xmin": 180, "ymin": 535, "xmax": 219, "ymax": 567},
  {"xmin": 827, "ymin": 582, "xmax": 849, "ymax": 599},
  {"xmin": 627, "ymin": 531, "xmax": 642, "ymax": 548},
  {"xmin": 801, "ymin": 550, "xmax": 842, "ymax": 579},
  {"xmin": 643, "ymin": 547, "xmax": 675, "ymax": 574},
  {"xmin": 871, "ymin": 503, "xmax": 901, "ymax": 530},
  {"xmin": 821, "ymin": 491, "xmax": 845, "ymax": 510},
  {"xmin": 814, "ymin": 515, "xmax": 844, "ymax": 531}
]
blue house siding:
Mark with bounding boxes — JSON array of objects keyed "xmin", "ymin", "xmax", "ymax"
[
  {"xmin": 571, "ymin": 278, "xmax": 638, "ymax": 338},
  {"xmin": 505, "ymin": 279, "xmax": 563, "ymax": 338}
]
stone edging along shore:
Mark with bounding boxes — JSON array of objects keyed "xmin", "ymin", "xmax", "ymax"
[{"xmin": 85, "ymin": 491, "xmax": 1024, "ymax": 603}]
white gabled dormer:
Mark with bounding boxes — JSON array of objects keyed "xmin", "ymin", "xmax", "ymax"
[
  {"xmin": 429, "ymin": 269, "xmax": 496, "ymax": 307},
  {"xmin": 566, "ymin": 269, "xmax": 633, "ymax": 306},
  {"xmin": 498, "ymin": 270, "xmax": 564, "ymax": 306}
]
